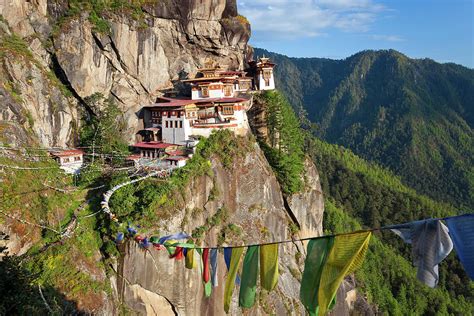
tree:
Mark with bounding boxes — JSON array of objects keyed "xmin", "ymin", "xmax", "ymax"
[{"xmin": 79, "ymin": 93, "xmax": 129, "ymax": 164}]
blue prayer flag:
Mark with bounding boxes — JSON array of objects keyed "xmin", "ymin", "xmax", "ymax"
[{"xmin": 445, "ymin": 214, "xmax": 474, "ymax": 279}]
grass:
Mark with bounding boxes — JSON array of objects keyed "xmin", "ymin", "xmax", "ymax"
[
  {"xmin": 217, "ymin": 223, "xmax": 243, "ymax": 245},
  {"xmin": 0, "ymin": 155, "xmax": 109, "ymax": 308},
  {"xmin": 0, "ymin": 34, "xmax": 35, "ymax": 61},
  {"xmin": 236, "ymin": 15, "xmax": 250, "ymax": 25},
  {"xmin": 1, "ymin": 29, "xmax": 74, "ymax": 101},
  {"xmin": 3, "ymin": 81, "xmax": 23, "ymax": 103},
  {"xmin": 192, "ymin": 206, "xmax": 229, "ymax": 239}
]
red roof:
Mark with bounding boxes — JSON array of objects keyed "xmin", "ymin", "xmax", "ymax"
[
  {"xmin": 50, "ymin": 149, "xmax": 84, "ymax": 157},
  {"xmin": 126, "ymin": 154, "xmax": 141, "ymax": 160},
  {"xmin": 166, "ymin": 156, "xmax": 189, "ymax": 161},
  {"xmin": 146, "ymin": 97, "xmax": 248, "ymax": 108},
  {"xmin": 133, "ymin": 142, "xmax": 175, "ymax": 149},
  {"xmin": 167, "ymin": 150, "xmax": 185, "ymax": 156},
  {"xmin": 152, "ymin": 97, "xmax": 195, "ymax": 107}
]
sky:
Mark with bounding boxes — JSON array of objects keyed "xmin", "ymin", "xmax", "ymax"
[{"xmin": 237, "ymin": 0, "xmax": 474, "ymax": 68}]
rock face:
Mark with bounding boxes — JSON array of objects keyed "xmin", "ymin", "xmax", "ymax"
[
  {"xmin": 0, "ymin": 2, "xmax": 339, "ymax": 315},
  {"xmin": 116, "ymin": 141, "xmax": 325, "ymax": 315},
  {"xmin": 286, "ymin": 158, "xmax": 325, "ymax": 239},
  {"xmin": 0, "ymin": 0, "xmax": 250, "ymax": 145}
]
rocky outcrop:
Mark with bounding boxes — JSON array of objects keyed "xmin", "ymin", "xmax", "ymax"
[
  {"xmin": 115, "ymin": 140, "xmax": 325, "ymax": 315},
  {"xmin": 286, "ymin": 158, "xmax": 324, "ymax": 239},
  {"xmin": 0, "ymin": 0, "xmax": 250, "ymax": 145},
  {"xmin": 0, "ymin": 12, "xmax": 77, "ymax": 147}
]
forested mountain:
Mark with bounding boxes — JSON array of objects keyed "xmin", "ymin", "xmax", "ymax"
[
  {"xmin": 255, "ymin": 90, "xmax": 473, "ymax": 314},
  {"xmin": 253, "ymin": 48, "xmax": 474, "ymax": 210}
]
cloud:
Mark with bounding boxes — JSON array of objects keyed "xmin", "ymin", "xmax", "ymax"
[
  {"xmin": 238, "ymin": 0, "xmax": 387, "ymax": 40},
  {"xmin": 370, "ymin": 34, "xmax": 405, "ymax": 42}
]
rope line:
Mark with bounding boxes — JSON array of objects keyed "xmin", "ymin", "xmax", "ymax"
[
  {"xmin": 0, "ymin": 210, "xmax": 61, "ymax": 234},
  {"xmin": 0, "ymin": 163, "xmax": 59, "ymax": 170},
  {"xmin": 139, "ymin": 213, "xmax": 473, "ymax": 250}
]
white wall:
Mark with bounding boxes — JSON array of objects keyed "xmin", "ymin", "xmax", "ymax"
[
  {"xmin": 59, "ymin": 156, "xmax": 83, "ymax": 174},
  {"xmin": 191, "ymin": 89, "xmax": 201, "ymax": 100},
  {"xmin": 208, "ymin": 88, "xmax": 223, "ymax": 98},
  {"xmin": 161, "ymin": 116, "xmax": 191, "ymax": 145},
  {"xmin": 191, "ymin": 86, "xmax": 225, "ymax": 100},
  {"xmin": 258, "ymin": 71, "xmax": 275, "ymax": 90}
]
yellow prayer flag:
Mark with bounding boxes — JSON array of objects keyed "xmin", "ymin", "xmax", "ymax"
[
  {"xmin": 185, "ymin": 248, "xmax": 197, "ymax": 269},
  {"xmin": 318, "ymin": 231, "xmax": 371, "ymax": 315},
  {"xmin": 224, "ymin": 247, "xmax": 244, "ymax": 313},
  {"xmin": 260, "ymin": 243, "xmax": 279, "ymax": 291}
]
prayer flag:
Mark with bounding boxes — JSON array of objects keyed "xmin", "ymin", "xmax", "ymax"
[
  {"xmin": 115, "ymin": 232, "xmax": 124, "ymax": 243},
  {"xmin": 224, "ymin": 247, "xmax": 244, "ymax": 313},
  {"xmin": 185, "ymin": 248, "xmax": 197, "ymax": 269},
  {"xmin": 260, "ymin": 244, "xmax": 279, "ymax": 291},
  {"xmin": 445, "ymin": 214, "xmax": 474, "ymax": 279},
  {"xmin": 159, "ymin": 232, "xmax": 190, "ymax": 244},
  {"xmin": 210, "ymin": 249, "xmax": 219, "ymax": 287},
  {"xmin": 300, "ymin": 237, "xmax": 334, "ymax": 316},
  {"xmin": 202, "ymin": 248, "xmax": 210, "ymax": 283},
  {"xmin": 224, "ymin": 247, "xmax": 241, "ymax": 285},
  {"xmin": 318, "ymin": 231, "xmax": 371, "ymax": 316},
  {"xmin": 204, "ymin": 280, "xmax": 212, "ymax": 298},
  {"xmin": 170, "ymin": 247, "xmax": 184, "ymax": 260},
  {"xmin": 390, "ymin": 220, "xmax": 453, "ymax": 287},
  {"xmin": 239, "ymin": 246, "xmax": 259, "ymax": 308},
  {"xmin": 149, "ymin": 236, "xmax": 160, "ymax": 244}
]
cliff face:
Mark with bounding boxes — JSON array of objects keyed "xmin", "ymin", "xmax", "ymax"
[
  {"xmin": 115, "ymin": 140, "xmax": 324, "ymax": 315},
  {"xmin": 0, "ymin": 0, "xmax": 250, "ymax": 145},
  {"xmin": 0, "ymin": 2, "xmax": 329, "ymax": 315}
]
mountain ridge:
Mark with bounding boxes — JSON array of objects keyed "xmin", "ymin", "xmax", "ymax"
[{"xmin": 254, "ymin": 47, "xmax": 474, "ymax": 209}]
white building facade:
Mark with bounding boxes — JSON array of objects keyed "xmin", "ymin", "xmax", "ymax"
[{"xmin": 50, "ymin": 150, "xmax": 84, "ymax": 174}]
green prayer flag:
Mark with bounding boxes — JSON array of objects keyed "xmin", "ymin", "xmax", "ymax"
[
  {"xmin": 239, "ymin": 246, "xmax": 259, "ymax": 308},
  {"xmin": 204, "ymin": 280, "xmax": 212, "ymax": 297},
  {"xmin": 149, "ymin": 236, "xmax": 160, "ymax": 244},
  {"xmin": 300, "ymin": 237, "xmax": 334, "ymax": 316},
  {"xmin": 260, "ymin": 244, "xmax": 279, "ymax": 291},
  {"xmin": 195, "ymin": 248, "xmax": 212, "ymax": 297},
  {"xmin": 175, "ymin": 242, "xmax": 196, "ymax": 248},
  {"xmin": 163, "ymin": 239, "xmax": 177, "ymax": 256},
  {"xmin": 224, "ymin": 247, "xmax": 244, "ymax": 313},
  {"xmin": 318, "ymin": 231, "xmax": 371, "ymax": 315}
]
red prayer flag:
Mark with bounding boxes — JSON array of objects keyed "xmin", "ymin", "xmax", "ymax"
[
  {"xmin": 202, "ymin": 248, "xmax": 210, "ymax": 283},
  {"xmin": 170, "ymin": 247, "xmax": 184, "ymax": 260}
]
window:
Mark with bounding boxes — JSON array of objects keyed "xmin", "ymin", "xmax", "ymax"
[
  {"xmin": 74, "ymin": 156, "xmax": 81, "ymax": 161},
  {"xmin": 222, "ymin": 105, "xmax": 234, "ymax": 115},
  {"xmin": 179, "ymin": 121, "xmax": 183, "ymax": 128},
  {"xmin": 263, "ymin": 70, "xmax": 272, "ymax": 86},
  {"xmin": 202, "ymin": 86, "xmax": 209, "ymax": 97},
  {"xmin": 165, "ymin": 121, "xmax": 169, "ymax": 128},
  {"xmin": 63, "ymin": 157, "xmax": 70, "ymax": 163},
  {"xmin": 240, "ymin": 81, "xmax": 251, "ymax": 90},
  {"xmin": 224, "ymin": 85, "xmax": 232, "ymax": 96}
]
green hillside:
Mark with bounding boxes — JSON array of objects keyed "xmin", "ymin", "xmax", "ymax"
[
  {"xmin": 256, "ymin": 90, "xmax": 473, "ymax": 314},
  {"xmin": 253, "ymin": 48, "xmax": 474, "ymax": 210}
]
